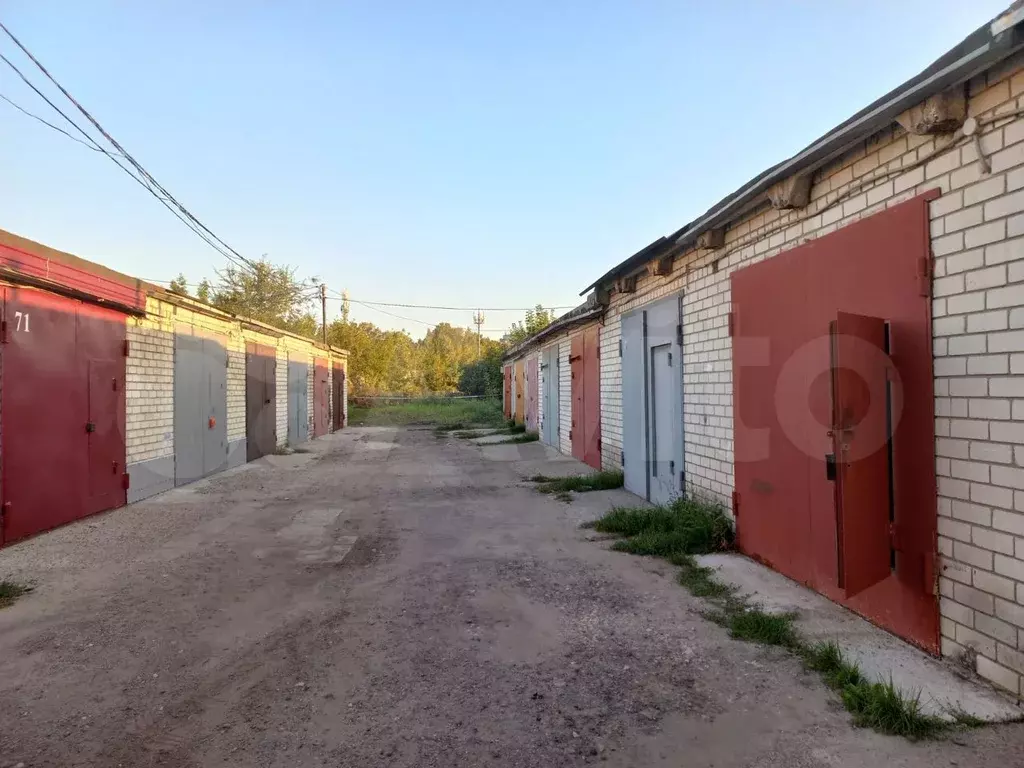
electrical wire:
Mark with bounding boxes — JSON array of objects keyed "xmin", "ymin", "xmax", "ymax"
[
  {"xmin": 0, "ymin": 21, "xmax": 257, "ymax": 275},
  {"xmin": 324, "ymin": 287, "xmax": 574, "ymax": 312},
  {"xmin": 0, "ymin": 52, "xmax": 255, "ymax": 272},
  {"xmin": 0, "ymin": 91, "xmax": 103, "ymax": 150}
]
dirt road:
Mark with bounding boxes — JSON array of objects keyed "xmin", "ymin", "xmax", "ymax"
[{"xmin": 1, "ymin": 427, "xmax": 1022, "ymax": 767}]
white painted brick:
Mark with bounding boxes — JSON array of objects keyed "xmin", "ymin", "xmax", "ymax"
[
  {"xmin": 972, "ymin": 481, "xmax": 1014, "ymax": 508},
  {"xmin": 933, "ymin": 232, "xmax": 965, "ymax": 256},
  {"xmin": 965, "ymin": 265, "xmax": 1007, "ymax": 291},
  {"xmin": 944, "ymin": 248, "xmax": 984, "ymax": 274},
  {"xmin": 995, "ymin": 554, "xmax": 1024, "ymax": 582},
  {"xmin": 933, "ymin": 316, "xmax": 966, "ymax": 337},
  {"xmin": 948, "ymin": 334, "xmax": 987, "ymax": 355},
  {"xmin": 976, "ymin": 614, "xmax": 1019, "ymax": 645},
  {"xmin": 988, "ymin": 328, "xmax": 1024, "ymax": 350},
  {"xmin": 994, "ymin": 509, "xmax": 1024, "ymax": 536},
  {"xmin": 976, "ymin": 656, "xmax": 1020, "ymax": 694},
  {"xmin": 984, "ymin": 189, "xmax": 1024, "ymax": 221},
  {"xmin": 965, "ymin": 220, "xmax": 1007, "ymax": 248},
  {"xmin": 983, "ymin": 237, "xmax": 1023, "ymax": 265},
  {"xmin": 967, "ymin": 311, "xmax": 1009, "ymax": 333},
  {"xmin": 973, "ymin": 526, "xmax": 1015, "ymax": 555},
  {"xmin": 945, "ymin": 205, "xmax": 983, "ymax": 232},
  {"xmin": 995, "ymin": 595, "xmax": 1024, "ymax": 628},
  {"xmin": 965, "ymin": 175, "xmax": 1007, "ymax": 206},
  {"xmin": 947, "ymin": 292, "xmax": 987, "ymax": 315}
]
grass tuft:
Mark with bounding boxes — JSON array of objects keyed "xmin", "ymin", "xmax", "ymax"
[
  {"xmin": 671, "ymin": 554, "xmax": 738, "ymax": 599},
  {"xmin": 722, "ymin": 606, "xmax": 801, "ymax": 648},
  {"xmin": 592, "ymin": 498, "xmax": 734, "ymax": 556},
  {"xmin": 842, "ymin": 679, "xmax": 947, "ymax": 740},
  {"xmin": 0, "ymin": 580, "xmax": 32, "ymax": 608},
  {"xmin": 536, "ymin": 471, "xmax": 624, "ymax": 495},
  {"xmin": 553, "ymin": 491, "xmax": 573, "ymax": 503}
]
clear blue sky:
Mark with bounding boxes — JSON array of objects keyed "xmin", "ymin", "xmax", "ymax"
[{"xmin": 0, "ymin": 1, "xmax": 1009, "ymax": 337}]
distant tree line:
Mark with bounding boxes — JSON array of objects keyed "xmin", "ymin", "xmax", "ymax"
[{"xmin": 171, "ymin": 260, "xmax": 556, "ymax": 398}]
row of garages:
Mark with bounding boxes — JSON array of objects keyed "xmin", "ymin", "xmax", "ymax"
[
  {"xmin": 505, "ymin": 10, "xmax": 1024, "ymax": 698},
  {"xmin": 0, "ymin": 228, "xmax": 347, "ymax": 546}
]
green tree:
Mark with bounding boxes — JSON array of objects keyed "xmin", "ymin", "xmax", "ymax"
[
  {"xmin": 504, "ymin": 304, "xmax": 555, "ymax": 346},
  {"xmin": 458, "ymin": 342, "xmax": 503, "ymax": 397},
  {"xmin": 168, "ymin": 273, "xmax": 190, "ymax": 296},
  {"xmin": 210, "ymin": 258, "xmax": 319, "ymax": 335}
]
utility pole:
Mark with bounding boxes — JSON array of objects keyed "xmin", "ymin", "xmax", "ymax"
[
  {"xmin": 320, "ymin": 283, "xmax": 328, "ymax": 345},
  {"xmin": 472, "ymin": 310, "xmax": 485, "ymax": 357}
]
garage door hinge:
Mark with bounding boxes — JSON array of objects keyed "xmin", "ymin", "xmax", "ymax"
[
  {"xmin": 918, "ymin": 257, "xmax": 931, "ymax": 297},
  {"xmin": 621, "ymin": 451, "xmax": 625, "ymax": 466},
  {"xmin": 597, "ymin": 438, "xmax": 602, "ymax": 452},
  {"xmin": 727, "ymin": 312, "xmax": 735, "ymax": 337},
  {"xmin": 731, "ymin": 491, "xmax": 740, "ymax": 517},
  {"xmin": 679, "ymin": 470, "xmax": 685, "ymax": 490},
  {"xmin": 123, "ymin": 339, "xmax": 130, "ymax": 356},
  {"xmin": 618, "ymin": 340, "xmax": 622, "ymax": 357},
  {"xmin": 676, "ymin": 323, "xmax": 683, "ymax": 346},
  {"xmin": 667, "ymin": 352, "xmax": 673, "ymax": 366},
  {"xmin": 0, "ymin": 320, "xmax": 7, "ymax": 344},
  {"xmin": 1, "ymin": 501, "xmax": 8, "ymax": 524},
  {"xmin": 122, "ymin": 473, "xmax": 131, "ymax": 490},
  {"xmin": 925, "ymin": 550, "xmax": 938, "ymax": 596}
]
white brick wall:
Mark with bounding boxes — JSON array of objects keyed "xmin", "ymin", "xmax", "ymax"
[
  {"xmin": 581, "ymin": 59, "xmax": 1024, "ymax": 695},
  {"xmin": 559, "ymin": 336, "xmax": 572, "ymax": 455},
  {"xmin": 125, "ymin": 318, "xmax": 174, "ymax": 465},
  {"xmin": 275, "ymin": 345, "xmax": 288, "ymax": 447}
]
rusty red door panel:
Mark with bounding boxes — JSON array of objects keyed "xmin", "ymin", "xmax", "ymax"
[
  {"xmin": 332, "ymin": 361, "xmax": 345, "ymax": 430},
  {"xmin": 730, "ymin": 191, "xmax": 938, "ymax": 652},
  {"xmin": 313, "ymin": 358, "xmax": 329, "ymax": 437},
  {"xmin": 570, "ymin": 336, "xmax": 584, "ymax": 461},
  {"xmin": 2, "ymin": 287, "xmax": 126, "ymax": 545},
  {"xmin": 582, "ymin": 325, "xmax": 601, "ymax": 469},
  {"xmin": 78, "ymin": 304, "xmax": 127, "ymax": 517},
  {"xmin": 503, "ymin": 366, "xmax": 512, "ymax": 420},
  {"xmin": 831, "ymin": 312, "xmax": 893, "ymax": 598}
]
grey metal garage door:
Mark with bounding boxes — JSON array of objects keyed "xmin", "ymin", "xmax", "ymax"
[
  {"xmin": 174, "ymin": 332, "xmax": 228, "ymax": 486},
  {"xmin": 287, "ymin": 357, "xmax": 309, "ymax": 445}
]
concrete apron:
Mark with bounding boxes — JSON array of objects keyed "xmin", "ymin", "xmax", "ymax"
[
  {"xmin": 472, "ymin": 438, "xmax": 1022, "ymax": 723},
  {"xmin": 698, "ymin": 553, "xmax": 1024, "ymax": 723}
]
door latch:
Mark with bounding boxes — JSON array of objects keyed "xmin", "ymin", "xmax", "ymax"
[
  {"xmin": 825, "ymin": 453, "xmax": 836, "ymax": 481},
  {"xmin": 85, "ymin": 422, "xmax": 96, "ymax": 433}
]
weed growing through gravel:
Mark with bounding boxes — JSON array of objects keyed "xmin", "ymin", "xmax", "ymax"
[
  {"xmin": 0, "ymin": 580, "xmax": 32, "ymax": 608},
  {"xmin": 493, "ymin": 431, "xmax": 540, "ymax": 444},
  {"xmin": 802, "ymin": 641, "xmax": 950, "ymax": 739},
  {"xmin": 533, "ymin": 471, "xmax": 624, "ymax": 495},
  {"xmin": 454, "ymin": 424, "xmax": 527, "ymax": 439},
  {"xmin": 584, "ymin": 498, "xmax": 977, "ymax": 741}
]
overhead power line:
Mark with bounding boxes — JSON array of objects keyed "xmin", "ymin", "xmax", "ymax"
[
  {"xmin": 0, "ymin": 91, "xmax": 103, "ymax": 150},
  {"xmin": 0, "ymin": 21, "xmax": 257, "ymax": 275},
  {"xmin": 325, "ymin": 288, "xmax": 574, "ymax": 312}
]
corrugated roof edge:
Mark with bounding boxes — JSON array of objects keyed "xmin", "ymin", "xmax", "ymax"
[
  {"xmin": 580, "ymin": 3, "xmax": 1024, "ymax": 295},
  {"xmin": 502, "ymin": 296, "xmax": 603, "ymax": 362}
]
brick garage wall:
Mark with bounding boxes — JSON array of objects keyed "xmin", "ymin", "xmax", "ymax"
[
  {"xmin": 126, "ymin": 297, "xmax": 175, "ymax": 469},
  {"xmin": 505, "ymin": 320, "xmax": 600, "ymax": 458},
  {"xmin": 127, "ymin": 295, "xmax": 348, "ymax": 496},
  {"xmin": 591, "ymin": 55, "xmax": 1024, "ymax": 694}
]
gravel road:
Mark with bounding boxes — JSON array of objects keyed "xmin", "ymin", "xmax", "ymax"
[{"xmin": 0, "ymin": 427, "xmax": 1022, "ymax": 767}]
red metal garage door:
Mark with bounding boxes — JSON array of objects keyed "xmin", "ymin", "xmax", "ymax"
[
  {"xmin": 525, "ymin": 356, "xmax": 539, "ymax": 433},
  {"xmin": 570, "ymin": 326, "xmax": 601, "ymax": 469},
  {"xmin": 312, "ymin": 358, "xmax": 329, "ymax": 437},
  {"xmin": 1, "ymin": 286, "xmax": 127, "ymax": 545},
  {"xmin": 731, "ymin": 191, "xmax": 938, "ymax": 651}
]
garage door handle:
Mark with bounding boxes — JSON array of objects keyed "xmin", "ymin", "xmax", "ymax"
[
  {"xmin": 85, "ymin": 422, "xmax": 96, "ymax": 433},
  {"xmin": 265, "ymin": 398, "xmax": 271, "ymax": 404}
]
